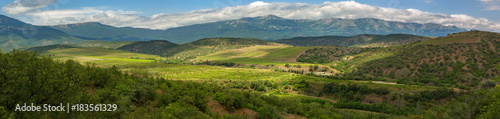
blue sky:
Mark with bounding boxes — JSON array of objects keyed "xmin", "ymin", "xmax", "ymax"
[{"xmin": 0, "ymin": 0, "xmax": 499, "ymax": 31}]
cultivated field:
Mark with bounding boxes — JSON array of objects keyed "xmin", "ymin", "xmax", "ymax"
[{"xmin": 195, "ymin": 45, "xmax": 314, "ymax": 65}]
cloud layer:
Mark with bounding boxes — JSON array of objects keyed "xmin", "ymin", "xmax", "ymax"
[
  {"xmin": 3, "ymin": 1, "xmax": 500, "ymax": 32},
  {"xmin": 2, "ymin": 0, "xmax": 57, "ymax": 15},
  {"xmin": 479, "ymin": 0, "xmax": 500, "ymax": 10}
]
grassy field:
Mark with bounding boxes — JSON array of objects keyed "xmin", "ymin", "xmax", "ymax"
[
  {"xmin": 195, "ymin": 46, "xmax": 314, "ymax": 65},
  {"xmin": 43, "ymin": 47, "xmax": 435, "ymax": 92},
  {"xmin": 40, "ymin": 47, "xmax": 448, "ymax": 117},
  {"xmin": 44, "ymin": 47, "xmax": 163, "ymax": 67},
  {"xmin": 195, "ymin": 45, "xmax": 285, "ymax": 61},
  {"xmin": 75, "ymin": 41, "xmax": 136, "ymax": 49}
]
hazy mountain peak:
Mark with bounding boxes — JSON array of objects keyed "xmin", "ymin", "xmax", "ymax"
[
  {"xmin": 258, "ymin": 14, "xmax": 283, "ymax": 20},
  {"xmin": 0, "ymin": 15, "xmax": 86, "ymax": 52},
  {"xmin": 0, "ymin": 14, "xmax": 31, "ymax": 27}
]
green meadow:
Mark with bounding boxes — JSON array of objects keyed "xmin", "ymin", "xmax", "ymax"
[
  {"xmin": 43, "ymin": 47, "xmax": 436, "ymax": 92},
  {"xmin": 195, "ymin": 45, "xmax": 314, "ymax": 65},
  {"xmin": 44, "ymin": 47, "xmax": 163, "ymax": 67}
]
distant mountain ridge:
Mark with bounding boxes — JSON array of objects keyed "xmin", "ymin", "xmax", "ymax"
[
  {"xmin": 274, "ymin": 34, "xmax": 431, "ymax": 47},
  {"xmin": 0, "ymin": 15, "xmax": 86, "ymax": 52},
  {"xmin": 52, "ymin": 22, "xmax": 168, "ymax": 41},
  {"xmin": 51, "ymin": 15, "xmax": 465, "ymax": 43}
]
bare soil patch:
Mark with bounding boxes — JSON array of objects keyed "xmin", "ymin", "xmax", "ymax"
[{"xmin": 207, "ymin": 97, "xmax": 258, "ymax": 118}]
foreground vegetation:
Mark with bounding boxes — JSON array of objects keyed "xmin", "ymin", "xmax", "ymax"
[
  {"xmin": 2, "ymin": 49, "xmax": 500, "ymax": 119},
  {"xmin": 0, "ymin": 50, "xmax": 409, "ymax": 118},
  {"xmin": 5, "ymin": 31, "xmax": 498, "ymax": 118}
]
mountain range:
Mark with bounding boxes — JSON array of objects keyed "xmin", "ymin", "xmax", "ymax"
[
  {"xmin": 51, "ymin": 15, "xmax": 465, "ymax": 43},
  {"xmin": 0, "ymin": 14, "xmax": 467, "ymax": 52},
  {"xmin": 0, "ymin": 15, "xmax": 86, "ymax": 52}
]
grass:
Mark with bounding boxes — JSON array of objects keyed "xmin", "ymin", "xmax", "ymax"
[
  {"xmin": 43, "ymin": 47, "xmax": 434, "ymax": 91},
  {"xmin": 138, "ymin": 64, "xmax": 295, "ymax": 81},
  {"xmin": 195, "ymin": 46, "xmax": 314, "ymax": 65},
  {"xmin": 44, "ymin": 47, "xmax": 163, "ymax": 67},
  {"xmin": 330, "ymin": 52, "xmax": 395, "ymax": 73},
  {"xmin": 195, "ymin": 45, "xmax": 285, "ymax": 61},
  {"xmin": 43, "ymin": 47, "xmax": 438, "ymax": 101},
  {"xmin": 75, "ymin": 41, "xmax": 136, "ymax": 49}
]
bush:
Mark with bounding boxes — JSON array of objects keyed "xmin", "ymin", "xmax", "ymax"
[
  {"xmin": 257, "ymin": 105, "xmax": 283, "ymax": 119},
  {"xmin": 482, "ymin": 81, "xmax": 496, "ymax": 89}
]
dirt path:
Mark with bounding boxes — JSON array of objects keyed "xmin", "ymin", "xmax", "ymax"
[
  {"xmin": 370, "ymin": 81, "xmax": 399, "ymax": 85},
  {"xmin": 337, "ymin": 109, "xmax": 382, "ymax": 114}
]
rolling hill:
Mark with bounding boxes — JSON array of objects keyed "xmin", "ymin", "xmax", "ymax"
[
  {"xmin": 117, "ymin": 38, "xmax": 282, "ymax": 61},
  {"xmin": 298, "ymin": 31, "xmax": 500, "ymax": 87},
  {"xmin": 117, "ymin": 40, "xmax": 178, "ymax": 55},
  {"xmin": 51, "ymin": 15, "xmax": 465, "ymax": 43},
  {"xmin": 274, "ymin": 34, "xmax": 431, "ymax": 47},
  {"xmin": 0, "ymin": 15, "xmax": 87, "ymax": 52},
  {"xmin": 25, "ymin": 44, "xmax": 76, "ymax": 54}
]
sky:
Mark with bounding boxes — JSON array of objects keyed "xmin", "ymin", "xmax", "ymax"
[{"xmin": 0, "ymin": 0, "xmax": 499, "ymax": 32}]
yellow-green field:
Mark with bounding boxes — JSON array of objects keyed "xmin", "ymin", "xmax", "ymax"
[
  {"xmin": 195, "ymin": 45, "xmax": 314, "ymax": 65},
  {"xmin": 43, "ymin": 47, "xmax": 434, "ymax": 93},
  {"xmin": 42, "ymin": 46, "xmax": 429, "ymax": 90},
  {"xmin": 44, "ymin": 47, "xmax": 163, "ymax": 67},
  {"xmin": 41, "ymin": 47, "xmax": 447, "ymax": 110}
]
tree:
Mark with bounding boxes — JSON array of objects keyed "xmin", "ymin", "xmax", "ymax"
[{"xmin": 285, "ymin": 63, "xmax": 290, "ymax": 68}]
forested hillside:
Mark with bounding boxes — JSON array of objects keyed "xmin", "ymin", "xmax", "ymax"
[
  {"xmin": 274, "ymin": 34, "xmax": 431, "ymax": 47},
  {"xmin": 298, "ymin": 31, "xmax": 500, "ymax": 87},
  {"xmin": 0, "ymin": 15, "xmax": 87, "ymax": 52},
  {"xmin": 117, "ymin": 40, "xmax": 178, "ymax": 56}
]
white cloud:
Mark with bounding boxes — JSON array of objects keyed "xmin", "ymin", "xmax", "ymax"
[
  {"xmin": 2, "ymin": 1, "xmax": 500, "ymax": 32},
  {"xmin": 2, "ymin": 0, "xmax": 57, "ymax": 15},
  {"xmin": 479, "ymin": 0, "xmax": 500, "ymax": 10}
]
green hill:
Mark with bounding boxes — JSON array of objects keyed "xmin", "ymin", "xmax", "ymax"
[
  {"xmin": 0, "ymin": 15, "xmax": 87, "ymax": 52},
  {"xmin": 274, "ymin": 34, "xmax": 431, "ymax": 47},
  {"xmin": 118, "ymin": 38, "xmax": 281, "ymax": 61},
  {"xmin": 117, "ymin": 40, "xmax": 178, "ymax": 55},
  {"xmin": 25, "ymin": 44, "xmax": 76, "ymax": 54},
  {"xmin": 298, "ymin": 31, "xmax": 500, "ymax": 87}
]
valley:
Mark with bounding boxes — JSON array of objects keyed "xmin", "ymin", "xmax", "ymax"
[{"xmin": 0, "ymin": 13, "xmax": 499, "ymax": 119}]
